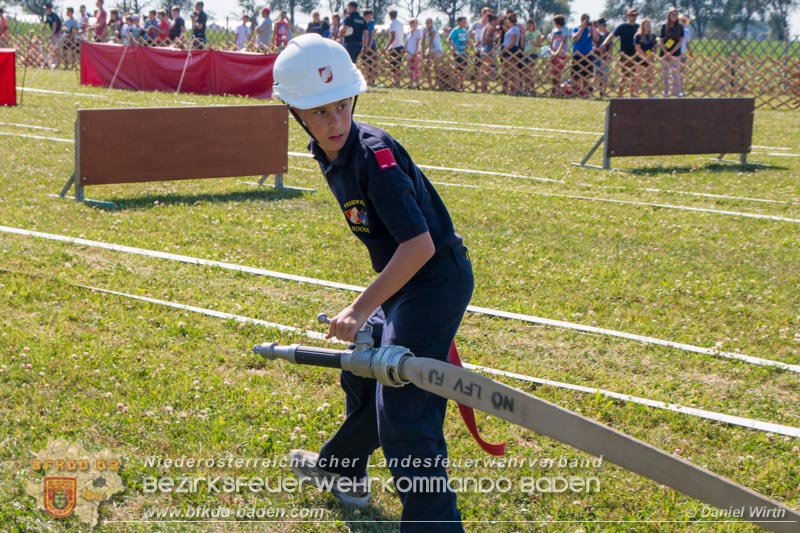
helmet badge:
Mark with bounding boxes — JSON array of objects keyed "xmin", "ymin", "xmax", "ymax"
[{"xmin": 318, "ymin": 65, "xmax": 334, "ymax": 84}]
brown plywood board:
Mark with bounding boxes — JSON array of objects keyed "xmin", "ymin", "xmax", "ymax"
[
  {"xmin": 77, "ymin": 105, "xmax": 289, "ymax": 186},
  {"xmin": 605, "ymin": 98, "xmax": 754, "ymax": 158}
]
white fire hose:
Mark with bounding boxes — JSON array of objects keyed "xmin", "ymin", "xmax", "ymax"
[{"xmin": 253, "ymin": 316, "xmax": 798, "ymax": 532}]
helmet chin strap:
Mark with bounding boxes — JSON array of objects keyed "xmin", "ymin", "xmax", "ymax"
[
  {"xmin": 286, "ymin": 96, "xmax": 360, "ymax": 146},
  {"xmin": 288, "ymin": 106, "xmax": 316, "ymax": 141}
]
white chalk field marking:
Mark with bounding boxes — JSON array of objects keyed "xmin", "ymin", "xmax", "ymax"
[
  {"xmin": 1, "ymin": 130, "xmax": 792, "ymax": 211},
  {"xmin": 287, "ymin": 151, "xmax": 563, "ymax": 183},
  {"xmin": 420, "ymin": 177, "xmax": 800, "ymax": 224},
  {"xmin": 81, "ymin": 284, "xmax": 800, "ymax": 437},
  {"xmin": 355, "ymin": 113, "xmax": 602, "ymax": 136},
  {"xmin": 0, "ymin": 131, "xmax": 73, "ymax": 144},
  {"xmin": 463, "ymin": 364, "xmax": 800, "ymax": 438},
  {"xmin": 752, "ymin": 145, "xmax": 793, "ymax": 151},
  {"xmin": 81, "ymin": 285, "xmax": 329, "ymax": 341},
  {"xmin": 754, "ymin": 152, "xmax": 800, "ymax": 158},
  {"xmin": 367, "ymin": 120, "xmax": 558, "ymax": 139},
  {"xmin": 16, "ymin": 86, "xmax": 200, "ymax": 106},
  {"xmin": 0, "ymin": 225, "xmax": 367, "ymax": 292},
  {"xmin": 642, "ymin": 188, "xmax": 799, "ymax": 205},
  {"xmin": 17, "ymin": 86, "xmax": 107, "ymax": 98},
  {"xmin": 0, "ymin": 122, "xmax": 59, "ymax": 132},
  {"xmin": 467, "ymin": 304, "xmax": 800, "ymax": 373},
  {"xmin": 524, "ymin": 191, "xmax": 800, "ymax": 224},
  {"xmin": 2, "ymin": 224, "xmax": 798, "ymax": 374}
]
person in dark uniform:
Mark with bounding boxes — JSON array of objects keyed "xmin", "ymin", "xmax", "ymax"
[
  {"xmin": 273, "ymin": 33, "xmax": 472, "ymax": 532},
  {"xmin": 339, "ymin": 1, "xmax": 367, "ymax": 62}
]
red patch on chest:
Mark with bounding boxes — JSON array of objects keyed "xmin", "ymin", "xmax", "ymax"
[{"xmin": 373, "ymin": 148, "xmax": 398, "ymax": 170}]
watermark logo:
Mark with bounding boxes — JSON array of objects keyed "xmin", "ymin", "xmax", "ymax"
[
  {"xmin": 43, "ymin": 477, "xmax": 78, "ymax": 518},
  {"xmin": 25, "ymin": 440, "xmax": 124, "ymax": 527}
]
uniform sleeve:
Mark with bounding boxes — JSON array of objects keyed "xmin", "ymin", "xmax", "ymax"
[{"xmin": 366, "ymin": 152, "xmax": 429, "ymax": 244}]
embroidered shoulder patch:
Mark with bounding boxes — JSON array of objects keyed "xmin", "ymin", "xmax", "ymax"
[{"xmin": 373, "ymin": 148, "xmax": 398, "ymax": 170}]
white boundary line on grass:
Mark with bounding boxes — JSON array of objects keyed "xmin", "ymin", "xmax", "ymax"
[
  {"xmin": 2, "ymin": 129, "xmax": 795, "ymax": 207},
  {"xmin": 0, "ymin": 122, "xmax": 59, "ymax": 132},
  {"xmin": 287, "ymin": 151, "xmax": 564, "ymax": 183},
  {"xmin": 754, "ymin": 152, "xmax": 800, "ymax": 158},
  {"xmin": 16, "ymin": 86, "xmax": 107, "ymax": 98},
  {"xmin": 0, "ymin": 131, "xmax": 73, "ymax": 144},
  {"xmin": 2, "ymin": 224, "xmax": 798, "ymax": 374},
  {"xmin": 80, "ymin": 285, "xmax": 800, "ymax": 438},
  {"xmin": 355, "ymin": 114, "xmax": 602, "ymax": 136},
  {"xmin": 289, "ymin": 152, "xmax": 800, "ymax": 220},
  {"xmin": 10, "ymin": 87, "xmax": 799, "ymax": 152},
  {"xmin": 367, "ymin": 121, "xmax": 557, "ymax": 139},
  {"xmin": 642, "ymin": 188, "xmax": 799, "ymax": 205}
]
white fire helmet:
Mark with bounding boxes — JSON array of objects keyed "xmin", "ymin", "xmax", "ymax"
[{"xmin": 273, "ymin": 33, "xmax": 367, "ymax": 110}]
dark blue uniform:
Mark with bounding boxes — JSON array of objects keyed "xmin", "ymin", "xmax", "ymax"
[
  {"xmin": 311, "ymin": 121, "xmax": 473, "ymax": 532},
  {"xmin": 342, "ymin": 11, "xmax": 366, "ymax": 62}
]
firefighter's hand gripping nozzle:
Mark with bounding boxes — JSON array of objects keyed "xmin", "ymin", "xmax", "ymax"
[{"xmin": 252, "ymin": 313, "xmax": 413, "ymax": 388}]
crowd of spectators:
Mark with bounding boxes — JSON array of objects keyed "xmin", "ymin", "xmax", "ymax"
[
  {"xmin": 299, "ymin": 3, "xmax": 693, "ymax": 98},
  {"xmin": 29, "ymin": 1, "xmax": 695, "ymax": 98}
]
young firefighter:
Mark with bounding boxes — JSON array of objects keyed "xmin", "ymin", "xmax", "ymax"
[{"xmin": 273, "ymin": 34, "xmax": 473, "ymax": 531}]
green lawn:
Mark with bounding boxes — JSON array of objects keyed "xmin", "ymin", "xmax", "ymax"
[{"xmin": 0, "ymin": 69, "xmax": 798, "ymax": 532}]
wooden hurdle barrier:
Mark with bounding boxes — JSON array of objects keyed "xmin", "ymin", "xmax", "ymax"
[
  {"xmin": 574, "ymin": 98, "xmax": 755, "ymax": 170},
  {"xmin": 57, "ymin": 105, "xmax": 292, "ymax": 206}
]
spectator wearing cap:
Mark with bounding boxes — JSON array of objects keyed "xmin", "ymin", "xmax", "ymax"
[
  {"xmin": 130, "ymin": 14, "xmax": 147, "ymax": 45},
  {"xmin": 256, "ymin": 8, "xmax": 272, "ymax": 50},
  {"xmin": 601, "ymin": 7, "xmax": 639, "ymax": 95},
  {"xmin": 339, "ymin": 1, "xmax": 367, "ymax": 63}
]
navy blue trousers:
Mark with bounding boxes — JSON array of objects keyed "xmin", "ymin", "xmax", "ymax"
[{"xmin": 318, "ymin": 244, "xmax": 473, "ymax": 532}]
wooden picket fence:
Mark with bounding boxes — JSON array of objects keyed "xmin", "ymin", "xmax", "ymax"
[{"xmin": 5, "ymin": 27, "xmax": 798, "ymax": 110}]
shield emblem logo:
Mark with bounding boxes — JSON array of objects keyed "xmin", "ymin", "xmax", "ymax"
[
  {"xmin": 44, "ymin": 477, "xmax": 77, "ymax": 518},
  {"xmin": 318, "ymin": 65, "xmax": 333, "ymax": 84}
]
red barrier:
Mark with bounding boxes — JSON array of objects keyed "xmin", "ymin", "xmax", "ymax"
[
  {"xmin": 80, "ymin": 42, "xmax": 275, "ymax": 99},
  {"xmin": 0, "ymin": 49, "xmax": 16, "ymax": 106}
]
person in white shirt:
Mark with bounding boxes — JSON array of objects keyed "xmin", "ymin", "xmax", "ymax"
[
  {"xmin": 406, "ymin": 18, "xmax": 423, "ymax": 88},
  {"xmin": 77, "ymin": 5, "xmax": 90, "ymax": 42},
  {"xmin": 235, "ymin": 14, "xmax": 251, "ymax": 50},
  {"xmin": 384, "ymin": 10, "xmax": 404, "ymax": 87}
]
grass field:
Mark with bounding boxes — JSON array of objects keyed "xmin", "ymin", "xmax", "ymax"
[{"xmin": 1, "ymin": 69, "xmax": 799, "ymax": 532}]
